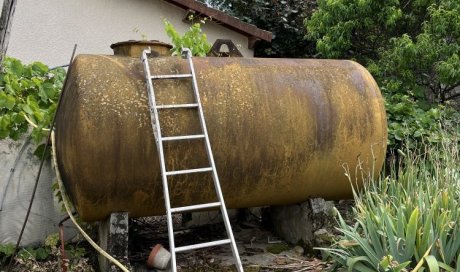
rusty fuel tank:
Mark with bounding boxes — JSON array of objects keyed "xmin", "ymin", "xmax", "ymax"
[{"xmin": 55, "ymin": 55, "xmax": 387, "ymax": 222}]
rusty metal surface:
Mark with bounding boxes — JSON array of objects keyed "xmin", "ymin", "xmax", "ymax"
[{"xmin": 55, "ymin": 55, "xmax": 387, "ymax": 222}]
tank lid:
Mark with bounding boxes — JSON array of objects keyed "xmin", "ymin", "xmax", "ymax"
[
  {"xmin": 110, "ymin": 40, "xmax": 172, "ymax": 49},
  {"xmin": 110, "ymin": 40, "xmax": 173, "ymax": 58}
]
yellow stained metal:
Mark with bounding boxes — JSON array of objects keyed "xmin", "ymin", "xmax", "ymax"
[
  {"xmin": 110, "ymin": 40, "xmax": 172, "ymax": 58},
  {"xmin": 55, "ymin": 55, "xmax": 387, "ymax": 222}
]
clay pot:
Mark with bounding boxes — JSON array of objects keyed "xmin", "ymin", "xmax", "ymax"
[{"xmin": 147, "ymin": 244, "xmax": 171, "ymax": 269}]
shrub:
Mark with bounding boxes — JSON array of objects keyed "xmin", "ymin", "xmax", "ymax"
[
  {"xmin": 0, "ymin": 57, "xmax": 66, "ymax": 146},
  {"xmin": 384, "ymin": 93, "xmax": 460, "ymax": 150},
  {"xmin": 305, "ymin": 0, "xmax": 460, "ymax": 152},
  {"xmin": 318, "ymin": 137, "xmax": 460, "ymax": 271}
]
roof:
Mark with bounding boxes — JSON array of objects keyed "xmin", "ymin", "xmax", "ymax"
[{"xmin": 162, "ymin": 0, "xmax": 273, "ymax": 47}]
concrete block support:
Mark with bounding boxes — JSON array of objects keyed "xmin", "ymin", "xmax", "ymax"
[
  {"xmin": 267, "ymin": 198, "xmax": 335, "ymax": 246},
  {"xmin": 268, "ymin": 202, "xmax": 315, "ymax": 245},
  {"xmin": 182, "ymin": 209, "xmax": 238, "ymax": 227},
  {"xmin": 98, "ymin": 212, "xmax": 131, "ymax": 272}
]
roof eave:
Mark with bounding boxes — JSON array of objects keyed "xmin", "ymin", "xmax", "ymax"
[{"xmin": 162, "ymin": 0, "xmax": 273, "ymax": 45}]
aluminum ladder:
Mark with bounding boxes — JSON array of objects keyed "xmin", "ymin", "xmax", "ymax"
[{"xmin": 141, "ymin": 48, "xmax": 244, "ymax": 272}]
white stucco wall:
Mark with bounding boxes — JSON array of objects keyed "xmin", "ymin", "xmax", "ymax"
[
  {"xmin": 0, "ymin": 0, "xmax": 253, "ymax": 246},
  {"xmin": 1, "ymin": 0, "xmax": 253, "ymax": 67}
]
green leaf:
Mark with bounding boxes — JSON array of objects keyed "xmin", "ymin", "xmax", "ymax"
[
  {"xmin": 31, "ymin": 62, "xmax": 49, "ymax": 75},
  {"xmin": 33, "ymin": 143, "xmax": 51, "ymax": 159},
  {"xmin": 0, "ymin": 115, "xmax": 11, "ymax": 131},
  {"xmin": 424, "ymin": 255, "xmax": 439, "ymax": 272},
  {"xmin": 418, "ymin": 209, "xmax": 434, "ymax": 260},
  {"xmin": 404, "ymin": 208, "xmax": 419, "ymax": 259},
  {"xmin": 456, "ymin": 254, "xmax": 460, "ymax": 272},
  {"xmin": 379, "ymin": 255, "xmax": 392, "ymax": 269},
  {"xmin": 42, "ymin": 82, "xmax": 56, "ymax": 99},
  {"xmin": 0, "ymin": 243, "xmax": 15, "ymax": 256},
  {"xmin": 436, "ymin": 261, "xmax": 455, "ymax": 272},
  {"xmin": 10, "ymin": 58, "xmax": 24, "ymax": 77},
  {"xmin": 394, "ymin": 261, "xmax": 412, "ymax": 272},
  {"xmin": 22, "ymin": 104, "xmax": 33, "ymax": 115},
  {"xmin": 0, "ymin": 92, "xmax": 15, "ymax": 109},
  {"xmin": 347, "ymin": 256, "xmax": 375, "ymax": 272}
]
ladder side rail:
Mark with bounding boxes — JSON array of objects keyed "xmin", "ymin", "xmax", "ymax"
[
  {"xmin": 183, "ymin": 48, "xmax": 244, "ymax": 272},
  {"xmin": 141, "ymin": 49, "xmax": 178, "ymax": 271}
]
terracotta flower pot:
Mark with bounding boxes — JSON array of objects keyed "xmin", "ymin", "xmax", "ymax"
[{"xmin": 146, "ymin": 244, "xmax": 171, "ymax": 269}]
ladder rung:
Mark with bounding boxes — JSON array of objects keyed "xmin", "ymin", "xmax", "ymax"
[
  {"xmin": 170, "ymin": 202, "xmax": 221, "ymax": 213},
  {"xmin": 162, "ymin": 134, "xmax": 205, "ymax": 141},
  {"xmin": 150, "ymin": 74, "xmax": 193, "ymax": 80},
  {"xmin": 166, "ymin": 167, "xmax": 213, "ymax": 176},
  {"xmin": 156, "ymin": 103, "xmax": 199, "ymax": 109},
  {"xmin": 175, "ymin": 239, "xmax": 231, "ymax": 253}
]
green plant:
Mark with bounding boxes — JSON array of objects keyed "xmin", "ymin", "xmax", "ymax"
[
  {"xmin": 384, "ymin": 93, "xmax": 460, "ymax": 150},
  {"xmin": 0, "ymin": 243, "xmax": 15, "ymax": 265},
  {"xmin": 0, "ymin": 242, "xmax": 51, "ymax": 268},
  {"xmin": 0, "ymin": 57, "xmax": 66, "ymax": 149},
  {"xmin": 1, "ymin": 234, "xmax": 94, "ymax": 271},
  {"xmin": 318, "ymin": 137, "xmax": 460, "ymax": 271},
  {"xmin": 163, "ymin": 18, "xmax": 211, "ymax": 57}
]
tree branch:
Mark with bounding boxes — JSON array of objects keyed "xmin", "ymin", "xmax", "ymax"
[
  {"xmin": 445, "ymin": 92, "xmax": 460, "ymax": 101},
  {"xmin": 444, "ymin": 82, "xmax": 460, "ymax": 93}
]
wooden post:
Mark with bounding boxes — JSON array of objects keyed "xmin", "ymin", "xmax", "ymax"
[{"xmin": 0, "ymin": 0, "xmax": 17, "ymax": 65}]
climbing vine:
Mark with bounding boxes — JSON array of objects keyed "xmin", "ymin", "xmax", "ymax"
[
  {"xmin": 163, "ymin": 18, "xmax": 212, "ymax": 57},
  {"xmin": 0, "ymin": 57, "xmax": 65, "ymax": 146}
]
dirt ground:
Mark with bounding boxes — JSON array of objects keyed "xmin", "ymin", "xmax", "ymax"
[
  {"xmin": 128, "ymin": 211, "xmax": 340, "ymax": 272},
  {"xmin": 5, "ymin": 200, "xmax": 355, "ymax": 271}
]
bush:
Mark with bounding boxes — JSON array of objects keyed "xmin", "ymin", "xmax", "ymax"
[
  {"xmin": 384, "ymin": 93, "xmax": 460, "ymax": 150},
  {"xmin": 305, "ymin": 0, "xmax": 460, "ymax": 152},
  {"xmin": 0, "ymin": 57, "xmax": 66, "ymax": 146},
  {"xmin": 318, "ymin": 137, "xmax": 460, "ymax": 271}
]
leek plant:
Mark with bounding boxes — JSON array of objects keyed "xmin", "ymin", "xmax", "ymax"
[{"xmin": 319, "ymin": 137, "xmax": 460, "ymax": 271}]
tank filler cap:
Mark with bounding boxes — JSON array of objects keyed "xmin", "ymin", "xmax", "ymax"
[{"xmin": 110, "ymin": 40, "xmax": 173, "ymax": 58}]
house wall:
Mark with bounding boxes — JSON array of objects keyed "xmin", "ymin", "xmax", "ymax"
[
  {"xmin": 1, "ymin": 0, "xmax": 253, "ymax": 67},
  {"xmin": 0, "ymin": 0, "xmax": 253, "ymax": 246}
]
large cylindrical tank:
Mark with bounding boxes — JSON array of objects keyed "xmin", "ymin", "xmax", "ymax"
[{"xmin": 55, "ymin": 55, "xmax": 387, "ymax": 222}]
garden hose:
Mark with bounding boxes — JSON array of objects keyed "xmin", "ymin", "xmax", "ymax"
[{"xmin": 51, "ymin": 131, "xmax": 130, "ymax": 272}]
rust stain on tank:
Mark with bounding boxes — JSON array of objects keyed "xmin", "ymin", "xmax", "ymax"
[{"xmin": 55, "ymin": 55, "xmax": 387, "ymax": 222}]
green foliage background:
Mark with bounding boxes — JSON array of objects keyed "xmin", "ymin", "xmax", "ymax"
[
  {"xmin": 201, "ymin": 0, "xmax": 316, "ymax": 57},
  {"xmin": 203, "ymin": 0, "xmax": 460, "ymax": 151},
  {"xmin": 305, "ymin": 0, "xmax": 460, "ymax": 151}
]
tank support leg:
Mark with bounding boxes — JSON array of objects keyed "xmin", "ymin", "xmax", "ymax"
[
  {"xmin": 265, "ymin": 198, "xmax": 336, "ymax": 246},
  {"xmin": 98, "ymin": 212, "xmax": 131, "ymax": 272}
]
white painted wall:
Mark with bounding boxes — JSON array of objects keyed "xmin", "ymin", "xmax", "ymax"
[
  {"xmin": 0, "ymin": 0, "xmax": 252, "ymax": 245},
  {"xmin": 1, "ymin": 0, "xmax": 253, "ymax": 67}
]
